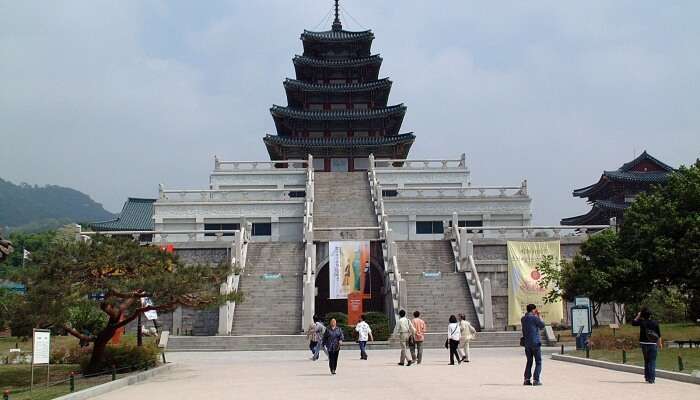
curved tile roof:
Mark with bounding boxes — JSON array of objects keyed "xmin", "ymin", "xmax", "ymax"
[
  {"xmin": 301, "ymin": 29, "xmax": 374, "ymax": 42},
  {"xmin": 89, "ymin": 198, "xmax": 155, "ymax": 231},
  {"xmin": 293, "ymin": 54, "xmax": 382, "ymax": 68},
  {"xmin": 619, "ymin": 150, "xmax": 674, "ymax": 172},
  {"xmin": 264, "ymin": 133, "xmax": 415, "ymax": 148},
  {"xmin": 283, "ymin": 78, "xmax": 391, "ymax": 93},
  {"xmin": 270, "ymin": 104, "xmax": 406, "ymax": 121}
]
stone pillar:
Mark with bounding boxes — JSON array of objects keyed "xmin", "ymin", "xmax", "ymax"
[
  {"xmin": 195, "ymin": 217, "xmax": 204, "ymax": 241},
  {"xmin": 398, "ymin": 278, "xmax": 407, "ymax": 312},
  {"xmin": 271, "ymin": 216, "xmax": 279, "ymax": 242},
  {"xmin": 483, "ymin": 277, "xmax": 494, "ymax": 331},
  {"xmin": 408, "ymin": 215, "xmax": 416, "ymax": 240},
  {"xmin": 172, "ymin": 306, "xmax": 183, "ymax": 336}
]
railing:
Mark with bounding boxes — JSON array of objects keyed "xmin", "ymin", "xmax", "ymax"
[
  {"xmin": 368, "ymin": 154, "xmax": 400, "ymax": 333},
  {"xmin": 388, "ymin": 183, "xmax": 528, "ymax": 199},
  {"xmin": 447, "ymin": 213, "xmax": 486, "ymax": 330},
  {"xmin": 213, "ymin": 156, "xmax": 308, "ymax": 171},
  {"xmin": 301, "ymin": 155, "xmax": 316, "ymax": 333},
  {"xmin": 219, "ymin": 224, "xmax": 250, "ymax": 335},
  {"xmin": 454, "ymin": 224, "xmax": 611, "ymax": 240},
  {"xmin": 371, "ymin": 153, "xmax": 467, "ymax": 170},
  {"xmin": 158, "ymin": 187, "xmax": 305, "ymax": 202}
]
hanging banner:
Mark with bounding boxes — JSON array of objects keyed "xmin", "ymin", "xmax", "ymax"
[
  {"xmin": 329, "ymin": 241, "xmax": 370, "ymax": 300},
  {"xmin": 507, "ymin": 241, "xmax": 563, "ymax": 326}
]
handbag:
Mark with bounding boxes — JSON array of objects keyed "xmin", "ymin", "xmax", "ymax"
[
  {"xmin": 444, "ymin": 339, "xmax": 449, "ymax": 349},
  {"xmin": 519, "ymin": 337, "xmax": 526, "ymax": 347}
]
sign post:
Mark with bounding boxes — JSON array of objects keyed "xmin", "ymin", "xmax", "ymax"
[
  {"xmin": 31, "ymin": 329, "xmax": 51, "ymax": 392},
  {"xmin": 571, "ymin": 306, "xmax": 592, "ymax": 350}
]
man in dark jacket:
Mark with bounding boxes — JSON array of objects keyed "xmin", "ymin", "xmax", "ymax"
[
  {"xmin": 521, "ymin": 304, "xmax": 545, "ymax": 386},
  {"xmin": 631, "ymin": 308, "xmax": 662, "ymax": 384}
]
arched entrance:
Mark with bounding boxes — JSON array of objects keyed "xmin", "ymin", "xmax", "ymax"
[{"xmin": 315, "ymin": 260, "xmax": 385, "ymax": 318}]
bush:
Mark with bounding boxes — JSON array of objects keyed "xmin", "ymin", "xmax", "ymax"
[
  {"xmin": 588, "ymin": 335, "xmax": 638, "ymax": 351},
  {"xmin": 78, "ymin": 344, "xmax": 159, "ymax": 373},
  {"xmin": 322, "ymin": 311, "xmax": 391, "ymax": 341}
]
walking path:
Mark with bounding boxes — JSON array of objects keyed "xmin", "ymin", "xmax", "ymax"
[{"xmin": 91, "ymin": 348, "xmax": 698, "ymax": 400}]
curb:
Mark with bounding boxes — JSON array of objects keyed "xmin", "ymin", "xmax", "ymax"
[
  {"xmin": 551, "ymin": 354, "xmax": 700, "ymax": 385},
  {"xmin": 52, "ymin": 363, "xmax": 177, "ymax": 400}
]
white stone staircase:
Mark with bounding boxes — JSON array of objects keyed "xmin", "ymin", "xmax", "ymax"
[
  {"xmin": 313, "ymin": 172, "xmax": 379, "ymax": 241},
  {"xmin": 396, "ymin": 240, "xmax": 480, "ymax": 330},
  {"xmin": 230, "ymin": 242, "xmax": 304, "ymax": 335}
]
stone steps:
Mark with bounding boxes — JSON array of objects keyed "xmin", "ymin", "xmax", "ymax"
[
  {"xmin": 230, "ymin": 242, "xmax": 305, "ymax": 335},
  {"xmin": 166, "ymin": 331, "xmax": 524, "ymax": 351},
  {"xmin": 313, "ymin": 172, "xmax": 378, "ymax": 237},
  {"xmin": 396, "ymin": 240, "xmax": 479, "ymax": 330}
]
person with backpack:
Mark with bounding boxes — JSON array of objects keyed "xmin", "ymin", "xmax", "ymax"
[
  {"xmin": 458, "ymin": 313, "xmax": 477, "ymax": 362},
  {"xmin": 631, "ymin": 308, "xmax": 662, "ymax": 384},
  {"xmin": 312, "ymin": 317, "xmax": 328, "ymax": 361}
]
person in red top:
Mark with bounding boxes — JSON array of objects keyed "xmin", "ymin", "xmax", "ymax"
[{"xmin": 411, "ymin": 310, "xmax": 427, "ymax": 364}]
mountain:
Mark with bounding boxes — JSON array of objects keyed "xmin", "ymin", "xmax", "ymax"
[{"xmin": 0, "ymin": 178, "xmax": 115, "ymax": 232}]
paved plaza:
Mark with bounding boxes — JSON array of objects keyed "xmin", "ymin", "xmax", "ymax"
[{"xmin": 91, "ymin": 348, "xmax": 698, "ymax": 400}]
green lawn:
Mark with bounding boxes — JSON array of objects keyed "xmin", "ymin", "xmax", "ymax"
[
  {"xmin": 0, "ymin": 334, "xmax": 157, "ymax": 354},
  {"xmin": 557, "ymin": 322, "xmax": 700, "ymax": 342},
  {"xmin": 568, "ymin": 348, "xmax": 700, "ymax": 374}
]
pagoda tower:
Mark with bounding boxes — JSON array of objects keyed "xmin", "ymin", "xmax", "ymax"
[{"xmin": 264, "ymin": 1, "xmax": 414, "ymax": 172}]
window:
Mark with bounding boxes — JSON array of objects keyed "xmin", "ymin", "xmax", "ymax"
[
  {"xmin": 204, "ymin": 223, "xmax": 239, "ymax": 237},
  {"xmin": 330, "ymin": 131, "xmax": 347, "ymax": 138},
  {"xmin": 252, "ymin": 222, "xmax": 272, "ymax": 236},
  {"xmin": 288, "ymin": 190, "xmax": 306, "ymax": 198},
  {"xmin": 382, "ymin": 189, "xmax": 398, "ymax": 197},
  {"xmin": 353, "ymin": 158, "xmax": 369, "ymax": 171},
  {"xmin": 354, "ymin": 131, "xmax": 369, "ymax": 138},
  {"xmin": 353, "ymin": 103, "xmax": 369, "ymax": 110},
  {"xmin": 329, "ymin": 79, "xmax": 346, "ymax": 84},
  {"xmin": 313, "ymin": 157, "xmax": 325, "ymax": 171},
  {"xmin": 458, "ymin": 220, "xmax": 483, "ymax": 234},
  {"xmin": 308, "ymin": 104, "xmax": 324, "ymax": 110},
  {"xmin": 416, "ymin": 221, "xmax": 444, "ymax": 235},
  {"xmin": 309, "ymin": 131, "xmax": 324, "ymax": 139},
  {"xmin": 330, "ymin": 103, "xmax": 347, "ymax": 110}
]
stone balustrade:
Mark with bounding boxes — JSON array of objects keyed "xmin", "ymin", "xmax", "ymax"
[
  {"xmin": 214, "ymin": 157, "xmax": 308, "ymax": 171},
  {"xmin": 372, "ymin": 153, "xmax": 467, "ymax": 170},
  {"xmin": 389, "ymin": 184, "xmax": 527, "ymax": 199},
  {"xmin": 159, "ymin": 188, "xmax": 305, "ymax": 202},
  {"xmin": 453, "ymin": 225, "xmax": 611, "ymax": 240}
]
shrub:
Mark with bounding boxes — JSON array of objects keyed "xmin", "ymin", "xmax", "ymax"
[
  {"xmin": 363, "ymin": 312, "xmax": 390, "ymax": 341},
  {"xmin": 587, "ymin": 335, "xmax": 638, "ymax": 351},
  {"xmin": 78, "ymin": 344, "xmax": 159, "ymax": 373}
]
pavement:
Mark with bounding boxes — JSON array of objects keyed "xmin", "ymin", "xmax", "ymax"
[{"xmin": 90, "ymin": 348, "xmax": 698, "ymax": 400}]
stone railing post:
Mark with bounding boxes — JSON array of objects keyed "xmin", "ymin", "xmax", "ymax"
[
  {"xmin": 483, "ymin": 277, "xmax": 494, "ymax": 331},
  {"xmin": 398, "ymin": 278, "xmax": 407, "ymax": 312}
]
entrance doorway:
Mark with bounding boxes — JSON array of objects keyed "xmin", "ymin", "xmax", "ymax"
[
  {"xmin": 315, "ymin": 261, "xmax": 385, "ymax": 318},
  {"xmin": 330, "ymin": 158, "xmax": 349, "ymax": 172}
]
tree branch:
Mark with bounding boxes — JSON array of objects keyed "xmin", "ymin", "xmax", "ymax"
[
  {"xmin": 64, "ymin": 324, "xmax": 95, "ymax": 342},
  {"xmin": 113, "ymin": 303, "xmax": 179, "ymax": 329}
]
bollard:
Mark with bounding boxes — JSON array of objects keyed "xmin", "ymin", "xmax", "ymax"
[
  {"xmin": 112, "ymin": 366, "xmax": 117, "ymax": 381},
  {"xmin": 678, "ymin": 355, "xmax": 684, "ymax": 371},
  {"xmin": 586, "ymin": 345, "xmax": 590, "ymax": 359},
  {"xmin": 557, "ymin": 334, "xmax": 561, "ymax": 342},
  {"xmin": 144, "ymin": 362, "xmax": 149, "ymax": 371},
  {"xmin": 4, "ymin": 389, "xmax": 10, "ymax": 400},
  {"xmin": 69, "ymin": 372, "xmax": 75, "ymax": 393},
  {"xmin": 560, "ymin": 344, "xmax": 564, "ymax": 355},
  {"xmin": 622, "ymin": 350, "xmax": 627, "ymax": 364}
]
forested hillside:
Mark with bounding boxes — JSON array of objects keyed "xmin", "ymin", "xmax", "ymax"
[{"xmin": 0, "ymin": 178, "xmax": 114, "ymax": 232}]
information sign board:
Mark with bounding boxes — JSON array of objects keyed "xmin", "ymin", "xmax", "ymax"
[
  {"xmin": 571, "ymin": 307, "xmax": 592, "ymax": 335},
  {"xmin": 32, "ymin": 329, "xmax": 50, "ymax": 365}
]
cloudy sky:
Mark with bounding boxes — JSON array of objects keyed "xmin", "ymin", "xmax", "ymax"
[{"xmin": 1, "ymin": 0, "xmax": 698, "ymax": 224}]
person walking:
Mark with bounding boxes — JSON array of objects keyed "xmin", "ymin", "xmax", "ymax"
[
  {"xmin": 458, "ymin": 313, "xmax": 476, "ymax": 362},
  {"xmin": 312, "ymin": 317, "xmax": 327, "ymax": 361},
  {"xmin": 446, "ymin": 315, "xmax": 461, "ymax": 365},
  {"xmin": 322, "ymin": 318, "xmax": 344, "ymax": 375},
  {"xmin": 411, "ymin": 311, "xmax": 427, "ymax": 364},
  {"xmin": 355, "ymin": 314, "xmax": 374, "ymax": 360},
  {"xmin": 631, "ymin": 308, "xmax": 662, "ymax": 384},
  {"xmin": 397, "ymin": 309, "xmax": 416, "ymax": 366},
  {"xmin": 521, "ymin": 304, "xmax": 545, "ymax": 386},
  {"xmin": 306, "ymin": 316, "xmax": 319, "ymax": 359}
]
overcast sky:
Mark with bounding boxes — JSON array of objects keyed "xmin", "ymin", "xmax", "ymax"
[{"xmin": 1, "ymin": 0, "xmax": 698, "ymax": 224}]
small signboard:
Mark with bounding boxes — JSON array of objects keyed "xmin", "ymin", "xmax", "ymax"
[
  {"xmin": 574, "ymin": 297, "xmax": 591, "ymax": 308},
  {"xmin": 141, "ymin": 297, "xmax": 158, "ymax": 321},
  {"xmin": 32, "ymin": 329, "xmax": 50, "ymax": 365},
  {"xmin": 571, "ymin": 306, "xmax": 592, "ymax": 335},
  {"xmin": 422, "ymin": 271, "xmax": 441, "ymax": 279},
  {"xmin": 262, "ymin": 273, "xmax": 282, "ymax": 281}
]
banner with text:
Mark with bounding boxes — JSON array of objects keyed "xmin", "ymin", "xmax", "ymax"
[
  {"xmin": 507, "ymin": 241, "xmax": 563, "ymax": 326},
  {"xmin": 329, "ymin": 241, "xmax": 370, "ymax": 300}
]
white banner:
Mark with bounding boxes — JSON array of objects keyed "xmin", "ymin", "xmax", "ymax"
[
  {"xmin": 33, "ymin": 329, "xmax": 50, "ymax": 365},
  {"xmin": 329, "ymin": 241, "xmax": 370, "ymax": 299}
]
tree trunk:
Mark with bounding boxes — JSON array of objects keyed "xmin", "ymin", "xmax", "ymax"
[
  {"xmin": 85, "ymin": 325, "xmax": 118, "ymax": 374},
  {"xmin": 592, "ymin": 301, "xmax": 601, "ymax": 327}
]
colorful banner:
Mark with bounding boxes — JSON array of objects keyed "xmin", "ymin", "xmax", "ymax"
[
  {"xmin": 507, "ymin": 241, "xmax": 563, "ymax": 326},
  {"xmin": 329, "ymin": 241, "xmax": 370, "ymax": 300}
]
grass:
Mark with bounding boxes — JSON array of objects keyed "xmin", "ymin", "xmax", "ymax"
[
  {"xmin": 568, "ymin": 348, "xmax": 700, "ymax": 374},
  {"xmin": 0, "ymin": 334, "xmax": 158, "ymax": 354},
  {"xmin": 556, "ymin": 322, "xmax": 700, "ymax": 342}
]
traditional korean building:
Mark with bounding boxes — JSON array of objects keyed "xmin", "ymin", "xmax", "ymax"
[
  {"xmin": 263, "ymin": 2, "xmax": 413, "ymax": 172},
  {"xmin": 561, "ymin": 151, "xmax": 674, "ymax": 226}
]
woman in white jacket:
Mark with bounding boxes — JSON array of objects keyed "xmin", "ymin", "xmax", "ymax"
[
  {"xmin": 458, "ymin": 313, "xmax": 477, "ymax": 362},
  {"xmin": 446, "ymin": 315, "xmax": 461, "ymax": 365}
]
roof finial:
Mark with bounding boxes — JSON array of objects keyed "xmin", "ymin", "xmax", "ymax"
[{"xmin": 332, "ymin": 0, "xmax": 342, "ymax": 31}]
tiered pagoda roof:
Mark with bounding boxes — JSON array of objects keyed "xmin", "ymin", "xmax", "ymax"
[
  {"xmin": 89, "ymin": 198, "xmax": 155, "ymax": 231},
  {"xmin": 561, "ymin": 151, "xmax": 674, "ymax": 226},
  {"xmin": 264, "ymin": 1, "xmax": 413, "ymax": 165}
]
